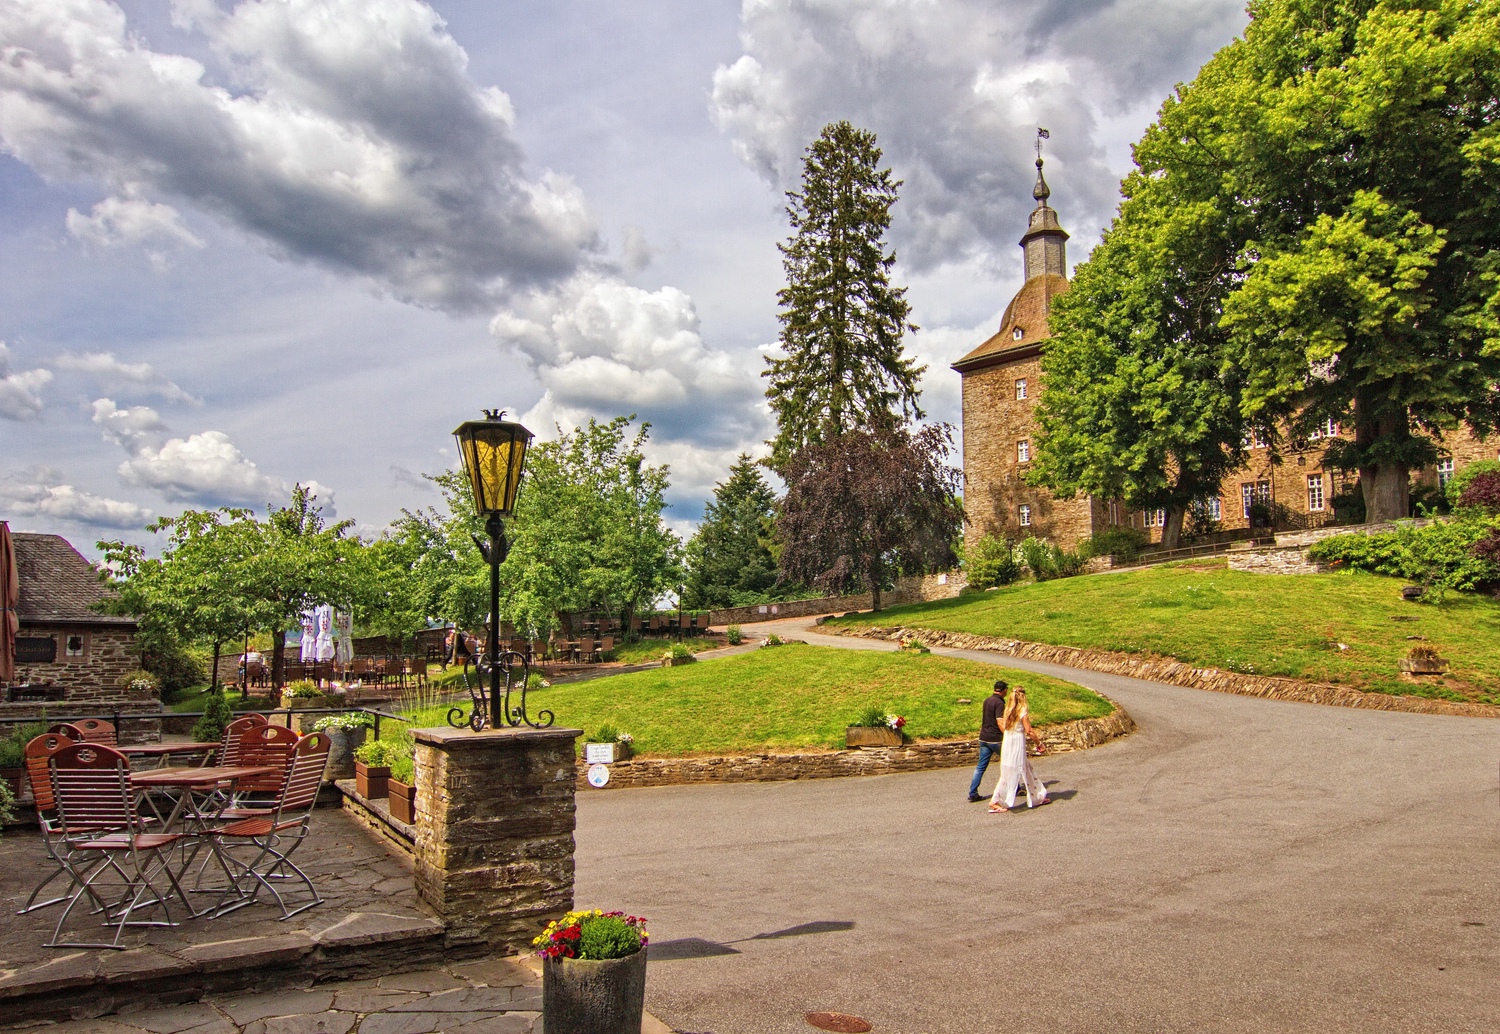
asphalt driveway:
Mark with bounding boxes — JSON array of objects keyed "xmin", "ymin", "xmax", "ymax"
[{"xmin": 574, "ymin": 619, "xmax": 1500, "ymax": 1034}]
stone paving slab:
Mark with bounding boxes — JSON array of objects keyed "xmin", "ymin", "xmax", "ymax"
[{"xmin": 21, "ymin": 959, "xmax": 674, "ymax": 1034}]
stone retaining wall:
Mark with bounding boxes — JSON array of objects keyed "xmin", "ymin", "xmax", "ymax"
[
  {"xmin": 709, "ymin": 572, "xmax": 966, "ymax": 627},
  {"xmin": 573, "ymin": 706, "xmax": 1135, "ymax": 791},
  {"xmin": 1226, "ymin": 545, "xmax": 1330, "ymax": 575},
  {"xmin": 836, "ymin": 626, "xmax": 1500, "ymax": 719}
]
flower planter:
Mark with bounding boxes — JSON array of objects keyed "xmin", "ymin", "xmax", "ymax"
[
  {"xmin": 542, "ymin": 949, "xmax": 647, "ymax": 1034},
  {"xmin": 323, "ymin": 726, "xmax": 369, "ymax": 781},
  {"xmin": 661, "ymin": 654, "xmax": 696, "ymax": 667},
  {"xmin": 355, "ymin": 760, "xmax": 391, "ymax": 800},
  {"xmin": 387, "ymin": 778, "xmax": 416, "ymax": 824},
  {"xmin": 845, "ymin": 725, "xmax": 901, "ymax": 748},
  {"xmin": 1, "ymin": 767, "xmax": 25, "ymax": 802},
  {"xmin": 1399, "ymin": 656, "xmax": 1449, "ymax": 674}
]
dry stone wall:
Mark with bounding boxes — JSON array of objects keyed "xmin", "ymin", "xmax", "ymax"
[
  {"xmin": 837, "ymin": 626, "xmax": 1500, "ymax": 719},
  {"xmin": 709, "ymin": 572, "xmax": 967, "ymax": 627}
]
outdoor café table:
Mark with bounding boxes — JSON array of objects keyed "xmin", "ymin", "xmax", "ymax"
[
  {"xmin": 130, "ymin": 765, "xmax": 280, "ymax": 832},
  {"xmin": 119, "ymin": 742, "xmax": 219, "ymax": 770}
]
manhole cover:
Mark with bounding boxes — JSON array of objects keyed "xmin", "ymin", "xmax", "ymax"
[{"xmin": 805, "ymin": 1012, "xmax": 872, "ymax": 1033}]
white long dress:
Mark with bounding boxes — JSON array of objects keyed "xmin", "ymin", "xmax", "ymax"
[{"xmin": 991, "ymin": 711, "xmax": 1047, "ymax": 809}]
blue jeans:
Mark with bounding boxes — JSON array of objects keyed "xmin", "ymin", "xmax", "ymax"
[{"xmin": 968, "ymin": 739, "xmax": 1002, "ymax": 797}]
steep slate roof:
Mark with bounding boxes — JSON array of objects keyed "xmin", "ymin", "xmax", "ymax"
[
  {"xmin": 951, "ymin": 273, "xmax": 1070, "ymax": 372},
  {"xmin": 12, "ymin": 532, "xmax": 135, "ymax": 628}
]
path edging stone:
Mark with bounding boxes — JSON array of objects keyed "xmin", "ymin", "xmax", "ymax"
[{"xmin": 834, "ymin": 625, "xmax": 1500, "ymax": 719}]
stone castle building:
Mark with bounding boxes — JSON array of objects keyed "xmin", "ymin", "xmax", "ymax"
[{"xmin": 954, "ymin": 156, "xmax": 1499, "ymax": 553}]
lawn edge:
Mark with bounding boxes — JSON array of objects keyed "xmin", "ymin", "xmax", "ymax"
[
  {"xmin": 834, "ymin": 625, "xmax": 1500, "ymax": 719},
  {"xmin": 573, "ymin": 701, "xmax": 1134, "ymax": 790}
]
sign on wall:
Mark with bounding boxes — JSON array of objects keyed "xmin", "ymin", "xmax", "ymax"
[{"xmin": 15, "ymin": 636, "xmax": 57, "ymax": 663}]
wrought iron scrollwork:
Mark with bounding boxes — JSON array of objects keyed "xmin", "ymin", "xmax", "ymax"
[{"xmin": 446, "ymin": 647, "xmax": 554, "ymax": 731}]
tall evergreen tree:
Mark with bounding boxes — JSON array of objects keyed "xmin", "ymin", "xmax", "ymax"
[
  {"xmin": 683, "ymin": 454, "xmax": 779, "ymax": 609},
  {"xmin": 765, "ymin": 120, "xmax": 924, "ymax": 470}
]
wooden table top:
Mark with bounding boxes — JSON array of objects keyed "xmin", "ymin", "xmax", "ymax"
[
  {"xmin": 130, "ymin": 765, "xmax": 278, "ymax": 788},
  {"xmin": 119, "ymin": 742, "xmax": 219, "ymax": 756}
]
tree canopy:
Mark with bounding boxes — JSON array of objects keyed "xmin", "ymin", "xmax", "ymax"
[
  {"xmin": 765, "ymin": 120, "xmax": 924, "ymax": 470},
  {"xmin": 683, "ymin": 454, "xmax": 780, "ymax": 609}
]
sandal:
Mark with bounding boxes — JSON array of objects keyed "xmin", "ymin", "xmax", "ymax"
[{"xmin": 988, "ymin": 804, "xmax": 1009, "ymax": 813}]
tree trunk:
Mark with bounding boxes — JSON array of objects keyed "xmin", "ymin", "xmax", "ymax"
[
  {"xmin": 870, "ymin": 569, "xmax": 882, "ymax": 612},
  {"xmin": 272, "ymin": 629, "xmax": 286, "ymax": 689},
  {"xmin": 210, "ymin": 640, "xmax": 222, "ymax": 692},
  {"xmin": 1355, "ymin": 405, "xmax": 1411, "ymax": 523},
  {"xmin": 1161, "ymin": 507, "xmax": 1186, "ymax": 550}
]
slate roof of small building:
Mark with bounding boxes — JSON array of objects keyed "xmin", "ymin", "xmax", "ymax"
[
  {"xmin": 11, "ymin": 532, "xmax": 135, "ymax": 628},
  {"xmin": 952, "ymin": 273, "xmax": 1070, "ymax": 371}
]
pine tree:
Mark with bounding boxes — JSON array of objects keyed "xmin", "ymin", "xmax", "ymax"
[
  {"xmin": 682, "ymin": 455, "xmax": 779, "ymax": 609},
  {"xmin": 765, "ymin": 121, "xmax": 924, "ymax": 470}
]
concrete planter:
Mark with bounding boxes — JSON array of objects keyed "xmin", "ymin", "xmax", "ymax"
[
  {"xmin": 845, "ymin": 725, "xmax": 901, "ymax": 748},
  {"xmin": 323, "ymin": 726, "xmax": 369, "ymax": 781},
  {"xmin": 661, "ymin": 654, "xmax": 696, "ymax": 667},
  {"xmin": 387, "ymin": 778, "xmax": 415, "ymax": 824},
  {"xmin": 1399, "ymin": 656, "xmax": 1450, "ymax": 674},
  {"xmin": 542, "ymin": 949, "xmax": 647, "ymax": 1034},
  {"xmin": 356, "ymin": 760, "xmax": 390, "ymax": 800}
]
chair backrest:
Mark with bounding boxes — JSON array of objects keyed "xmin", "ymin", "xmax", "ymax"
[
  {"xmin": 48, "ymin": 722, "xmax": 83, "ymax": 740},
  {"xmin": 218, "ymin": 714, "xmax": 270, "ymax": 766},
  {"xmin": 277, "ymin": 732, "xmax": 331, "ymax": 817},
  {"xmin": 50, "ymin": 742, "xmax": 136, "ymax": 834},
  {"xmin": 24, "ymin": 733, "xmax": 74, "ymax": 814},
  {"xmin": 236, "ymin": 724, "xmax": 301, "ymax": 794},
  {"xmin": 599, "ymin": 636, "xmax": 614, "ymax": 653},
  {"xmin": 74, "ymin": 719, "xmax": 117, "ymax": 745}
]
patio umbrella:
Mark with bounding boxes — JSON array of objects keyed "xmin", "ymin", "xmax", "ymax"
[{"xmin": 0, "ymin": 522, "xmax": 16, "ymax": 685}]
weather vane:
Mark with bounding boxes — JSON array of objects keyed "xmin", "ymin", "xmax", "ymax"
[{"xmin": 1036, "ymin": 127, "xmax": 1050, "ymax": 162}]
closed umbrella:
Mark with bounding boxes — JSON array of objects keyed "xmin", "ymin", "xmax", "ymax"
[{"xmin": 0, "ymin": 522, "xmax": 16, "ymax": 685}]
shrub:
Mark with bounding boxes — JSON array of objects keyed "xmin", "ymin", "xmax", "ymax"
[
  {"xmin": 725, "ymin": 624, "xmax": 743, "ymax": 645},
  {"xmin": 1448, "ymin": 460, "xmax": 1500, "ymax": 509},
  {"xmin": 0, "ymin": 721, "xmax": 50, "ymax": 769},
  {"xmin": 667, "ymin": 642, "xmax": 693, "ymax": 660},
  {"xmin": 1020, "ymin": 537, "xmax": 1089, "ymax": 581},
  {"xmin": 283, "ymin": 679, "xmax": 321, "ymax": 699},
  {"xmin": 534, "ymin": 910, "xmax": 647, "ymax": 961},
  {"xmin": 761, "ymin": 633, "xmax": 783, "ymax": 648},
  {"xmin": 192, "ymin": 692, "xmax": 234, "ymax": 743},
  {"xmin": 119, "ymin": 669, "xmax": 159, "ymax": 697},
  {"xmin": 595, "ymin": 723, "xmax": 620, "ymax": 744},
  {"xmin": 0, "ymin": 779, "xmax": 13, "ymax": 832},
  {"xmin": 1080, "ymin": 526, "xmax": 1150, "ymax": 563},
  {"xmin": 1308, "ymin": 517, "xmax": 1500, "ymax": 598},
  {"xmin": 143, "ymin": 642, "xmax": 207, "ymax": 700},
  {"xmin": 1457, "ymin": 470, "xmax": 1500, "ymax": 514},
  {"xmin": 354, "ymin": 739, "xmax": 400, "ymax": 767},
  {"xmin": 851, "ymin": 705, "xmax": 886, "ymax": 727},
  {"xmin": 578, "ymin": 915, "xmax": 644, "ymax": 960},
  {"xmin": 967, "ymin": 533, "xmax": 1022, "ymax": 588},
  {"xmin": 312, "ymin": 712, "xmax": 374, "ymax": 732}
]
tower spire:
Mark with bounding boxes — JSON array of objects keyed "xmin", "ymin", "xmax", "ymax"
[
  {"xmin": 1019, "ymin": 128, "xmax": 1067, "ymax": 281},
  {"xmin": 1033, "ymin": 127, "xmax": 1051, "ymax": 204}
]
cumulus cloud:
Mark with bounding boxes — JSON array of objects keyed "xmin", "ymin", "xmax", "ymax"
[
  {"xmin": 0, "ymin": 342, "xmax": 53, "ymax": 421},
  {"xmin": 0, "ymin": 0, "xmax": 597, "ymax": 310},
  {"xmin": 66, "ymin": 193, "xmax": 205, "ymax": 269},
  {"xmin": 710, "ymin": 0, "xmax": 1248, "ymax": 273},
  {"xmin": 90, "ymin": 397, "xmax": 291, "ymax": 506},
  {"xmin": 58, "ymin": 353, "xmax": 200, "ymax": 405},
  {"xmin": 495, "ymin": 272, "xmax": 768, "ymax": 446},
  {"xmin": 0, "ymin": 466, "xmax": 150, "ymax": 529}
]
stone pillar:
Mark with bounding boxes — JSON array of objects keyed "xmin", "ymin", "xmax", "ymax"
[{"xmin": 411, "ymin": 724, "xmax": 582, "ymax": 955}]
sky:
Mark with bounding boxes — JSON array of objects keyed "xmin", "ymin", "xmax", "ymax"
[{"xmin": 0, "ymin": 0, "xmax": 1251, "ymax": 556}]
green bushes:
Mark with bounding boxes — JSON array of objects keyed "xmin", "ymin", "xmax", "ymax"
[
  {"xmin": 1021, "ymin": 536, "xmax": 1088, "ymax": 581},
  {"xmin": 1308, "ymin": 516, "xmax": 1500, "ymax": 598},
  {"xmin": 191, "ymin": 692, "xmax": 234, "ymax": 743},
  {"xmin": 1079, "ymin": 527, "xmax": 1149, "ymax": 563},
  {"xmin": 725, "ymin": 624, "xmax": 743, "ymax": 645},
  {"xmin": 577, "ymin": 914, "xmax": 644, "ymax": 960},
  {"xmin": 967, "ymin": 533, "xmax": 1022, "ymax": 588}
]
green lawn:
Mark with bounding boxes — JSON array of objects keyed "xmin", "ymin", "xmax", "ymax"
[
  {"xmin": 825, "ymin": 560, "xmax": 1500, "ymax": 704},
  {"xmin": 392, "ymin": 642, "xmax": 1112, "ymax": 757}
]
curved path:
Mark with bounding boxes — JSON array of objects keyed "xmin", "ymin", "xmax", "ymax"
[{"xmin": 575, "ymin": 617, "xmax": 1500, "ymax": 1034}]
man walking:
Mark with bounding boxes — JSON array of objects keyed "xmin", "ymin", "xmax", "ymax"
[{"xmin": 967, "ymin": 680, "xmax": 1007, "ymax": 802}]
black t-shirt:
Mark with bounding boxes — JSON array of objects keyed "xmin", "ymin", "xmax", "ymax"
[{"xmin": 979, "ymin": 693, "xmax": 1006, "ymax": 743}]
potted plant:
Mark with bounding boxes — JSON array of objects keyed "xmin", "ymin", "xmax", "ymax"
[
  {"xmin": 534, "ymin": 909, "xmax": 649, "ymax": 1034},
  {"xmin": 845, "ymin": 706, "xmax": 905, "ymax": 748},
  {"xmin": 354, "ymin": 739, "xmax": 396, "ymax": 799},
  {"xmin": 384, "ymin": 729, "xmax": 417, "ymax": 824},
  {"xmin": 0, "ymin": 721, "xmax": 46, "ymax": 801},
  {"xmin": 312, "ymin": 711, "xmax": 374, "ymax": 781},
  {"xmin": 661, "ymin": 642, "xmax": 695, "ymax": 667}
]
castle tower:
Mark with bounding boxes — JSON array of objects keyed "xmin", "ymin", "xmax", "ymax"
[{"xmin": 952, "ymin": 145, "xmax": 1101, "ymax": 552}]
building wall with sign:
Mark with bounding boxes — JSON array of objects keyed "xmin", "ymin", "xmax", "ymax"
[{"xmin": 13, "ymin": 626, "xmax": 149, "ymax": 704}]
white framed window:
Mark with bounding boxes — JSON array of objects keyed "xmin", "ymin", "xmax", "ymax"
[
  {"xmin": 1243, "ymin": 429, "xmax": 1269, "ymax": 449},
  {"xmin": 1012, "ymin": 327, "xmax": 1024, "ymax": 341},
  {"xmin": 1241, "ymin": 480, "xmax": 1272, "ymax": 518},
  {"xmin": 1308, "ymin": 418, "xmax": 1340, "ymax": 441},
  {"xmin": 1017, "ymin": 440, "xmax": 1031, "ymax": 463},
  {"xmin": 65, "ymin": 634, "xmax": 85, "ymax": 657},
  {"xmin": 1015, "ymin": 378, "xmax": 1028, "ymax": 400},
  {"xmin": 1019, "ymin": 504, "xmax": 1032, "ymax": 527},
  {"xmin": 1109, "ymin": 500, "xmax": 1122, "ymax": 526},
  {"xmin": 1307, "ymin": 473, "xmax": 1326, "ymax": 512},
  {"xmin": 1144, "ymin": 508, "xmax": 1166, "ymax": 528},
  {"xmin": 1200, "ymin": 496, "xmax": 1222, "ymax": 520},
  {"xmin": 1437, "ymin": 457, "xmax": 1455, "ymax": 489}
]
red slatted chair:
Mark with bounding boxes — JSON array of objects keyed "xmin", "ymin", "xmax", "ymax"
[
  {"xmin": 208, "ymin": 731, "xmax": 331, "ymax": 919},
  {"xmin": 48, "ymin": 722, "xmax": 83, "ymax": 740},
  {"xmin": 74, "ymin": 718, "xmax": 118, "ymax": 745},
  {"xmin": 46, "ymin": 742, "xmax": 188, "ymax": 949},
  {"xmin": 215, "ymin": 714, "xmax": 270, "ymax": 767},
  {"xmin": 226, "ymin": 724, "xmax": 299, "ymax": 807},
  {"xmin": 17, "ymin": 732, "xmax": 79, "ymax": 914}
]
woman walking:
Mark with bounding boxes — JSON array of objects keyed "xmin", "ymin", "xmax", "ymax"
[{"xmin": 990, "ymin": 687, "xmax": 1048, "ymax": 813}]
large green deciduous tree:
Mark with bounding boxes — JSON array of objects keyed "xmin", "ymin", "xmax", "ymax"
[
  {"xmin": 1042, "ymin": 0, "xmax": 1500, "ymax": 525},
  {"xmin": 765, "ymin": 120, "xmax": 924, "ymax": 471},
  {"xmin": 683, "ymin": 454, "xmax": 779, "ymax": 609}
]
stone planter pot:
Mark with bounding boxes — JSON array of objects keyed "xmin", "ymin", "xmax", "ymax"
[
  {"xmin": 322, "ymin": 726, "xmax": 369, "ymax": 781},
  {"xmin": 0, "ymin": 767, "xmax": 26, "ymax": 803},
  {"xmin": 661, "ymin": 655, "xmax": 696, "ymax": 667},
  {"xmin": 845, "ymin": 725, "xmax": 901, "ymax": 748},
  {"xmin": 388, "ymin": 778, "xmax": 415, "ymax": 824},
  {"xmin": 356, "ymin": 760, "xmax": 390, "ymax": 800},
  {"xmin": 542, "ymin": 949, "xmax": 647, "ymax": 1034},
  {"xmin": 1399, "ymin": 656, "xmax": 1449, "ymax": 674}
]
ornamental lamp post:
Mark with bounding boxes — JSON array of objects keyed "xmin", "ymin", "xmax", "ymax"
[{"xmin": 453, "ymin": 409, "xmax": 538, "ymax": 731}]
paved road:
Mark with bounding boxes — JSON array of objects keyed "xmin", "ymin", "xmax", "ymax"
[{"xmin": 575, "ymin": 619, "xmax": 1500, "ymax": 1034}]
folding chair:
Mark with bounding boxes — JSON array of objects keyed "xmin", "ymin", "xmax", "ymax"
[
  {"xmin": 208, "ymin": 731, "xmax": 331, "ymax": 919},
  {"xmin": 215, "ymin": 714, "xmax": 270, "ymax": 767},
  {"xmin": 48, "ymin": 722, "xmax": 83, "ymax": 740},
  {"xmin": 74, "ymin": 719, "xmax": 118, "ymax": 745},
  {"xmin": 17, "ymin": 733, "xmax": 79, "ymax": 914},
  {"xmin": 46, "ymin": 743, "xmax": 189, "ymax": 949},
  {"xmin": 225, "ymin": 724, "xmax": 299, "ymax": 809}
]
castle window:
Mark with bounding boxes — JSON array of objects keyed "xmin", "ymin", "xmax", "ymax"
[
  {"xmin": 66, "ymin": 634, "xmax": 85, "ymax": 657},
  {"xmin": 1012, "ymin": 327, "xmax": 1024, "ymax": 341},
  {"xmin": 1308, "ymin": 418, "xmax": 1340, "ymax": 441},
  {"xmin": 1019, "ymin": 504, "xmax": 1032, "ymax": 527},
  {"xmin": 1437, "ymin": 457, "xmax": 1455, "ymax": 489},
  {"xmin": 1243, "ymin": 429, "xmax": 1269, "ymax": 450},
  {"xmin": 1015, "ymin": 378, "xmax": 1027, "ymax": 400},
  {"xmin": 1144, "ymin": 509, "xmax": 1166, "ymax": 528},
  {"xmin": 1307, "ymin": 474, "xmax": 1325, "ymax": 512},
  {"xmin": 1241, "ymin": 480, "xmax": 1272, "ymax": 518},
  {"xmin": 1017, "ymin": 440, "xmax": 1031, "ymax": 463},
  {"xmin": 1199, "ymin": 496, "xmax": 1222, "ymax": 521}
]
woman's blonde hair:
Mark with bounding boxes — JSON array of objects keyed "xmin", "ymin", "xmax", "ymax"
[{"xmin": 1000, "ymin": 688, "xmax": 1027, "ymax": 730}]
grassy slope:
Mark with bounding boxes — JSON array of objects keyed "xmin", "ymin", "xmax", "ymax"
[
  {"xmin": 827, "ymin": 559, "xmax": 1500, "ymax": 704},
  {"xmin": 395, "ymin": 642, "xmax": 1112, "ymax": 756}
]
